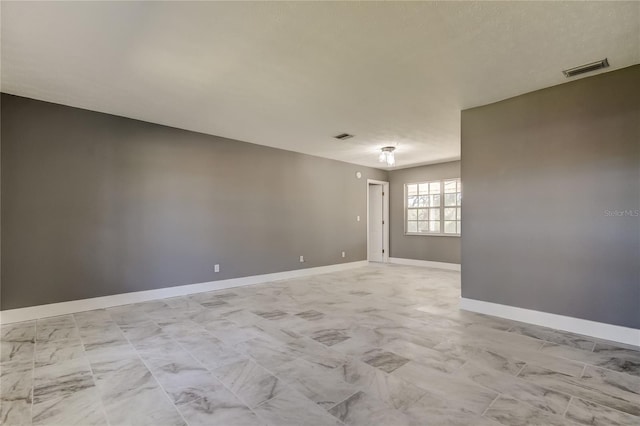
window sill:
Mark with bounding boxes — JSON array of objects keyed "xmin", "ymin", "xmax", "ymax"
[{"xmin": 404, "ymin": 233, "xmax": 461, "ymax": 238}]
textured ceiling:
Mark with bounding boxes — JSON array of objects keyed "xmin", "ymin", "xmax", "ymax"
[{"xmin": 2, "ymin": 2, "xmax": 639, "ymax": 169}]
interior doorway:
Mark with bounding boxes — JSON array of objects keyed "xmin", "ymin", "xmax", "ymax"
[{"xmin": 367, "ymin": 179, "xmax": 389, "ymax": 262}]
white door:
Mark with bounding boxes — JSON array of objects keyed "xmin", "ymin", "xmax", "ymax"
[{"xmin": 368, "ymin": 184, "xmax": 384, "ymax": 262}]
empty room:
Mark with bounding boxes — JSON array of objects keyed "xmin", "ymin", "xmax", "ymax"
[{"xmin": 1, "ymin": 2, "xmax": 639, "ymax": 426}]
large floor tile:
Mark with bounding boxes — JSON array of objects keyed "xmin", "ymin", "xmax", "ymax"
[
  {"xmin": 1, "ymin": 321, "xmax": 35, "ymax": 342},
  {"xmin": 32, "ymin": 387, "xmax": 107, "ymax": 426},
  {"xmin": 272, "ymin": 357, "xmax": 357, "ymax": 408},
  {"xmin": 508, "ymin": 324, "xmax": 596, "ymax": 351},
  {"xmin": 253, "ymin": 388, "xmax": 342, "ymax": 426},
  {"xmin": 565, "ymin": 397, "xmax": 640, "ymax": 426},
  {"xmin": 338, "ymin": 358, "xmax": 426, "ymax": 410},
  {"xmin": 0, "ymin": 398, "xmax": 33, "ymax": 426},
  {"xmin": 0, "ymin": 341, "xmax": 35, "ymax": 364},
  {"xmin": 214, "ymin": 358, "xmax": 287, "ymax": 407},
  {"xmin": 360, "ymin": 348, "xmax": 410, "ymax": 373},
  {"xmin": 1, "ymin": 265, "xmax": 635, "ymax": 426},
  {"xmin": 0, "ymin": 361, "xmax": 33, "ymax": 425},
  {"xmin": 35, "ymin": 338, "xmax": 85, "ymax": 367},
  {"xmin": 518, "ymin": 364, "xmax": 640, "ymax": 416},
  {"xmin": 540, "ymin": 342, "xmax": 640, "ymax": 377},
  {"xmin": 36, "ymin": 316, "xmax": 79, "ymax": 343},
  {"xmin": 397, "ymin": 367, "xmax": 499, "ymax": 415},
  {"xmin": 404, "ymin": 404, "xmax": 503, "ymax": 426},
  {"xmin": 151, "ymin": 360, "xmax": 221, "ymax": 406},
  {"xmin": 483, "ymin": 395, "xmax": 568, "ymax": 426},
  {"xmin": 33, "ymin": 357, "xmax": 95, "ymax": 404},
  {"xmin": 327, "ymin": 390, "xmax": 417, "ymax": 426},
  {"xmin": 177, "ymin": 384, "xmax": 264, "ymax": 426},
  {"xmin": 174, "ymin": 329, "xmax": 242, "ymax": 369},
  {"xmin": 101, "ymin": 385, "xmax": 185, "ymax": 426},
  {"xmin": 235, "ymin": 337, "xmax": 299, "ymax": 370},
  {"xmin": 455, "ymin": 362, "xmax": 572, "ymax": 414}
]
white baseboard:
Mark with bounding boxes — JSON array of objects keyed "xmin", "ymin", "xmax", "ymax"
[
  {"xmin": 460, "ymin": 297, "xmax": 640, "ymax": 347},
  {"xmin": 389, "ymin": 257, "xmax": 461, "ymax": 271},
  {"xmin": 0, "ymin": 261, "xmax": 368, "ymax": 324}
]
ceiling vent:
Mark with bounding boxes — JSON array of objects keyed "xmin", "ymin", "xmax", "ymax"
[
  {"xmin": 334, "ymin": 133, "xmax": 354, "ymax": 140},
  {"xmin": 562, "ymin": 58, "xmax": 609, "ymax": 78}
]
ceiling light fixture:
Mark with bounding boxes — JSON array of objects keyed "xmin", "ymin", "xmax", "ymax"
[{"xmin": 379, "ymin": 146, "xmax": 396, "ymax": 167}]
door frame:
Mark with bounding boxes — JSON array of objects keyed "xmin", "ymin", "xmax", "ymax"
[{"xmin": 366, "ymin": 179, "xmax": 390, "ymax": 263}]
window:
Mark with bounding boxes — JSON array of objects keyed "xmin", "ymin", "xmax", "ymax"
[{"xmin": 405, "ymin": 178, "xmax": 461, "ymax": 235}]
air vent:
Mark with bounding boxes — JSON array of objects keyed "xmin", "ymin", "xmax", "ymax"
[
  {"xmin": 562, "ymin": 58, "xmax": 609, "ymax": 78},
  {"xmin": 334, "ymin": 133, "xmax": 354, "ymax": 140}
]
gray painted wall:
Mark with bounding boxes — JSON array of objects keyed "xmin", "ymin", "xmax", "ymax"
[
  {"xmin": 461, "ymin": 65, "xmax": 640, "ymax": 329},
  {"xmin": 389, "ymin": 161, "xmax": 461, "ymax": 264},
  {"xmin": 1, "ymin": 94, "xmax": 387, "ymax": 310}
]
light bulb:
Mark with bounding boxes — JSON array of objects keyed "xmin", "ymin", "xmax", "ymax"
[
  {"xmin": 386, "ymin": 152, "xmax": 395, "ymax": 166},
  {"xmin": 379, "ymin": 146, "xmax": 396, "ymax": 167}
]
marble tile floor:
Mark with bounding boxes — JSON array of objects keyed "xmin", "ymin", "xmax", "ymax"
[{"xmin": 1, "ymin": 264, "xmax": 639, "ymax": 425}]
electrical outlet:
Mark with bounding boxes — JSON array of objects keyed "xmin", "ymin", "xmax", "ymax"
[
  {"xmin": 341, "ymin": 251, "xmax": 346, "ymax": 258},
  {"xmin": 214, "ymin": 264, "xmax": 220, "ymax": 273},
  {"xmin": 357, "ymin": 215, "xmax": 360, "ymax": 222},
  {"xmin": 299, "ymin": 255, "xmax": 304, "ymax": 263}
]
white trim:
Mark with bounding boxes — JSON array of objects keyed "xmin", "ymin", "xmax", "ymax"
[
  {"xmin": 404, "ymin": 233, "xmax": 461, "ymax": 238},
  {"xmin": 366, "ymin": 179, "xmax": 389, "ymax": 263},
  {"xmin": 389, "ymin": 257, "xmax": 461, "ymax": 271},
  {"xmin": 460, "ymin": 297, "xmax": 640, "ymax": 347},
  {"xmin": 0, "ymin": 261, "xmax": 368, "ymax": 324}
]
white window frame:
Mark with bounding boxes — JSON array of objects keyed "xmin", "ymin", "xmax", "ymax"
[{"xmin": 404, "ymin": 178, "xmax": 461, "ymax": 237}]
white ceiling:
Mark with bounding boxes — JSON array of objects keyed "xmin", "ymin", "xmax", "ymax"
[{"xmin": 2, "ymin": 2, "xmax": 638, "ymax": 169}]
